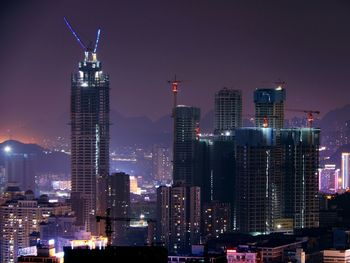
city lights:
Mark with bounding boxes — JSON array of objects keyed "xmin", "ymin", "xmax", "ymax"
[{"xmin": 3, "ymin": 146, "xmax": 11, "ymax": 153}]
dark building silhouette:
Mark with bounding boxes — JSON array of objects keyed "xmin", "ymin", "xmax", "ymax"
[
  {"xmin": 64, "ymin": 246, "xmax": 168, "ymax": 263},
  {"xmin": 196, "ymin": 135, "xmax": 236, "ymax": 231},
  {"xmin": 3, "ymin": 148, "xmax": 36, "ymax": 194},
  {"xmin": 173, "ymin": 106, "xmax": 200, "ymax": 185},
  {"xmin": 281, "ymin": 128, "xmax": 320, "ymax": 229},
  {"xmin": 203, "ymin": 201, "xmax": 231, "ymax": 241},
  {"xmin": 235, "ymin": 128, "xmax": 277, "ymax": 234},
  {"xmin": 70, "ymin": 50, "xmax": 110, "ymax": 233},
  {"xmin": 108, "ymin": 172, "xmax": 130, "ymax": 245}
]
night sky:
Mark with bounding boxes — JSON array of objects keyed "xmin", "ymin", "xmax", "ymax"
[{"xmin": 1, "ymin": 0, "xmax": 350, "ymax": 143}]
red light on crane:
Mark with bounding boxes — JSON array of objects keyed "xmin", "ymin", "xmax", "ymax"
[{"xmin": 172, "ymin": 82, "xmax": 178, "ymax": 93}]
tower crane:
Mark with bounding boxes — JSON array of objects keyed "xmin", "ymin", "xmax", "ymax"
[
  {"xmin": 96, "ymin": 208, "xmax": 156, "ymax": 246},
  {"xmin": 244, "ymin": 114, "xmax": 279, "ymax": 128},
  {"xmin": 286, "ymin": 109, "xmax": 320, "ymax": 128},
  {"xmin": 167, "ymin": 75, "xmax": 183, "ymax": 117},
  {"xmin": 64, "ymin": 17, "xmax": 102, "ymax": 58}
]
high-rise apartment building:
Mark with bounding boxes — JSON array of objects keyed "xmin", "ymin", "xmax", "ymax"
[
  {"xmin": 202, "ymin": 201, "xmax": 230, "ymax": 241},
  {"xmin": 214, "ymin": 88, "xmax": 242, "ymax": 135},
  {"xmin": 254, "ymin": 87, "xmax": 286, "ymax": 129},
  {"xmin": 70, "ymin": 50, "xmax": 109, "ymax": 233},
  {"xmin": 281, "ymin": 128, "xmax": 320, "ymax": 229},
  {"xmin": 235, "ymin": 128, "xmax": 277, "ymax": 234},
  {"xmin": 319, "ymin": 164, "xmax": 339, "ymax": 193},
  {"xmin": 173, "ymin": 106, "xmax": 200, "ymax": 185},
  {"xmin": 152, "ymin": 146, "xmax": 172, "ymax": 184},
  {"xmin": 0, "ymin": 192, "xmax": 71, "ymax": 263},
  {"xmin": 107, "ymin": 173, "xmax": 130, "ymax": 245},
  {"xmin": 156, "ymin": 186, "xmax": 171, "ymax": 249},
  {"xmin": 342, "ymin": 152, "xmax": 350, "ymax": 189},
  {"xmin": 156, "ymin": 184, "xmax": 200, "ymax": 255}
]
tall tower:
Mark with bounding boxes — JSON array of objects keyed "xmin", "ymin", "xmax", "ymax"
[
  {"xmin": 235, "ymin": 128, "xmax": 277, "ymax": 234},
  {"xmin": 254, "ymin": 87, "xmax": 286, "ymax": 129},
  {"xmin": 281, "ymin": 128, "xmax": 320, "ymax": 229},
  {"xmin": 66, "ymin": 19, "xmax": 109, "ymax": 233},
  {"xmin": 214, "ymin": 88, "xmax": 242, "ymax": 135},
  {"xmin": 173, "ymin": 106, "xmax": 200, "ymax": 185}
]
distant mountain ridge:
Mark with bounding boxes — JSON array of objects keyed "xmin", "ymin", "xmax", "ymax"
[
  {"xmin": 4, "ymin": 104, "xmax": 350, "ymax": 149},
  {"xmin": 0, "ymin": 140, "xmax": 70, "ymax": 175}
]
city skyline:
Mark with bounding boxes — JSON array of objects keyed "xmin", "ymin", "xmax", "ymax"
[
  {"xmin": 2, "ymin": 2, "xmax": 350, "ymax": 261},
  {"xmin": 1, "ymin": 0, "xmax": 350, "ymax": 143}
]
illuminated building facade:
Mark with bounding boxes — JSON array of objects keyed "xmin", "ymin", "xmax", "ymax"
[
  {"xmin": 214, "ymin": 88, "xmax": 242, "ymax": 135},
  {"xmin": 342, "ymin": 152, "xmax": 350, "ymax": 189},
  {"xmin": 0, "ymin": 193, "xmax": 71, "ymax": 263},
  {"xmin": 173, "ymin": 106, "xmax": 200, "ymax": 185},
  {"xmin": 281, "ymin": 128, "xmax": 320, "ymax": 229},
  {"xmin": 156, "ymin": 184, "xmax": 200, "ymax": 255},
  {"xmin": 319, "ymin": 164, "xmax": 339, "ymax": 193},
  {"xmin": 70, "ymin": 50, "xmax": 109, "ymax": 233},
  {"xmin": 129, "ymin": 176, "xmax": 141, "ymax": 195}
]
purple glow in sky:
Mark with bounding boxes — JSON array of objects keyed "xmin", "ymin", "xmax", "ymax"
[{"xmin": 1, "ymin": 0, "xmax": 350, "ymax": 142}]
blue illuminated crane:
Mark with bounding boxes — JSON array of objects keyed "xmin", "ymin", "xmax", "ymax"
[{"xmin": 64, "ymin": 17, "xmax": 101, "ymax": 54}]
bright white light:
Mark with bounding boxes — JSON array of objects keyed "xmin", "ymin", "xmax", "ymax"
[
  {"xmin": 225, "ymin": 131, "xmax": 231, "ymax": 136},
  {"xmin": 4, "ymin": 146, "xmax": 11, "ymax": 153},
  {"xmin": 49, "ymin": 239, "xmax": 55, "ymax": 245}
]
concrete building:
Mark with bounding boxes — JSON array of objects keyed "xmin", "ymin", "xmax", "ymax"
[
  {"xmin": 152, "ymin": 146, "xmax": 172, "ymax": 184},
  {"xmin": 319, "ymin": 164, "xmax": 339, "ymax": 193},
  {"xmin": 173, "ymin": 106, "xmax": 200, "ymax": 185},
  {"xmin": 226, "ymin": 247, "xmax": 263, "ymax": 263},
  {"xmin": 214, "ymin": 88, "xmax": 242, "ymax": 135},
  {"xmin": 254, "ymin": 87, "xmax": 286, "ymax": 129},
  {"xmin": 107, "ymin": 172, "xmax": 130, "ymax": 245},
  {"xmin": 235, "ymin": 128, "xmax": 277, "ymax": 234},
  {"xmin": 281, "ymin": 128, "xmax": 320, "ymax": 229},
  {"xmin": 323, "ymin": 249, "xmax": 350, "ymax": 263},
  {"xmin": 203, "ymin": 201, "xmax": 231, "ymax": 241}
]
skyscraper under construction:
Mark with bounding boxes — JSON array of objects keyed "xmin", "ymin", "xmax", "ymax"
[{"xmin": 66, "ymin": 18, "xmax": 109, "ymax": 233}]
